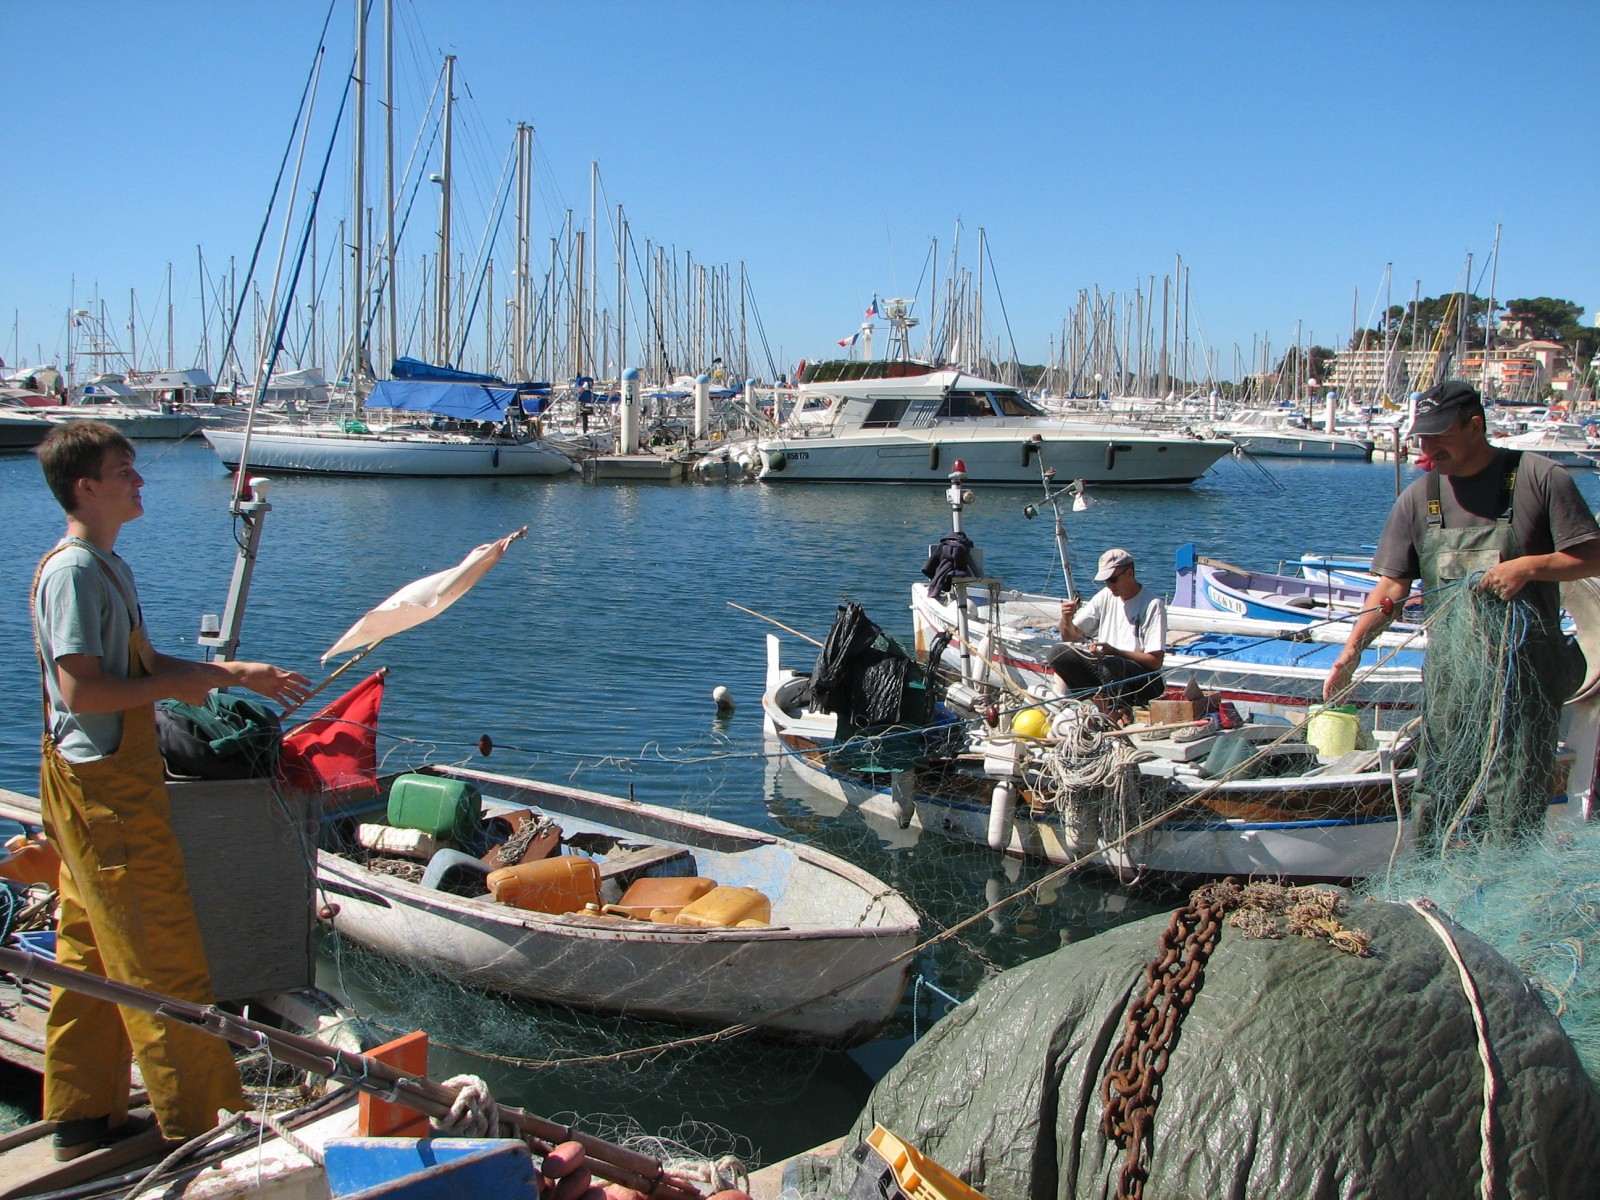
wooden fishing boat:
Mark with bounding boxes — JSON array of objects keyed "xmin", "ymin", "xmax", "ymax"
[
  {"xmin": 1173, "ymin": 542, "xmax": 1424, "ymax": 628},
  {"xmin": 760, "ymin": 632, "xmax": 1500, "ymax": 881},
  {"xmin": 316, "ymin": 763, "xmax": 919, "ymax": 1047},
  {"xmin": 909, "ymin": 577, "xmax": 1425, "ymax": 721},
  {"xmin": 763, "ymin": 624, "xmax": 1595, "ymax": 882}
]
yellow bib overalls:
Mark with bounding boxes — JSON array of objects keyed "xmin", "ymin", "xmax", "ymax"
[{"xmin": 34, "ymin": 543, "xmax": 244, "ymax": 1139}]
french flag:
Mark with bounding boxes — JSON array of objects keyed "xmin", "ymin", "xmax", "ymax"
[
  {"xmin": 864, "ymin": 297, "xmax": 878, "ymax": 319},
  {"xmin": 837, "ymin": 331, "xmax": 859, "ymax": 348}
]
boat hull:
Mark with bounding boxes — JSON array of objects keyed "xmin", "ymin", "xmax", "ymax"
[
  {"xmin": 758, "ymin": 428, "xmax": 1232, "ymax": 486},
  {"xmin": 318, "ymin": 765, "xmax": 918, "ymax": 1046},
  {"xmin": 204, "ymin": 427, "xmax": 577, "ymax": 476},
  {"xmin": 764, "ymin": 638, "xmax": 1577, "ymax": 881},
  {"xmin": 1224, "ymin": 432, "xmax": 1372, "ymax": 460}
]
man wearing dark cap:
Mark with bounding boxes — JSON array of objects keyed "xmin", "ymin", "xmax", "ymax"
[
  {"xmin": 1050, "ymin": 547, "xmax": 1166, "ymax": 720},
  {"xmin": 1325, "ymin": 380, "xmax": 1600, "ymax": 846}
]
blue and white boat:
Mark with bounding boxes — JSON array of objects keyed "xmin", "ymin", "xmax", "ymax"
[{"xmin": 1173, "ymin": 543, "xmax": 1424, "ymax": 630}]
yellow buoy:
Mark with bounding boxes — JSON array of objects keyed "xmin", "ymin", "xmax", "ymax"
[{"xmin": 1011, "ymin": 707, "xmax": 1051, "ymax": 739}]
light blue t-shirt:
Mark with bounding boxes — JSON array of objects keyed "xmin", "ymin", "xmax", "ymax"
[{"xmin": 34, "ymin": 539, "xmax": 143, "ymax": 763}]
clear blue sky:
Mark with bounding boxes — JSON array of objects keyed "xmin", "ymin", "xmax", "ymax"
[{"xmin": 4, "ymin": 1, "xmax": 1595, "ymax": 382}]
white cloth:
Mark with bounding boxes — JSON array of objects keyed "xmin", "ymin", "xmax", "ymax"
[{"xmin": 1074, "ymin": 583, "xmax": 1166, "ymax": 654}]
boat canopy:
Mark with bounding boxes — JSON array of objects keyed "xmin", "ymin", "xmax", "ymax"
[
  {"xmin": 366, "ymin": 379, "xmax": 518, "ymax": 420},
  {"xmin": 390, "ymin": 356, "xmax": 503, "ymax": 385}
]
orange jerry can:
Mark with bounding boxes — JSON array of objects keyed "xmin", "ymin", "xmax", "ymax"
[
  {"xmin": 674, "ymin": 885, "xmax": 771, "ymax": 928},
  {"xmin": 612, "ymin": 876, "xmax": 717, "ymax": 921},
  {"xmin": 487, "ymin": 856, "xmax": 600, "ymax": 914},
  {"xmin": 0, "ymin": 834, "xmax": 60, "ymax": 889}
]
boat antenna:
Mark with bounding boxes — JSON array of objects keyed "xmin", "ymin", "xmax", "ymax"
[{"xmin": 1021, "ymin": 437, "xmax": 1084, "ymax": 599}]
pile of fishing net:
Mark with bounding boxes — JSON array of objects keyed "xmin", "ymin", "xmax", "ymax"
[
  {"xmin": 1363, "ymin": 823, "xmax": 1600, "ymax": 1079},
  {"xmin": 838, "ymin": 881, "xmax": 1600, "ymax": 1199}
]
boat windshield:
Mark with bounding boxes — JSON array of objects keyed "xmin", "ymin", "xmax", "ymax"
[{"xmin": 993, "ymin": 390, "xmax": 1042, "ymax": 417}]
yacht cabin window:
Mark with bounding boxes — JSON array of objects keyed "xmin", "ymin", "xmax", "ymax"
[
  {"xmin": 939, "ymin": 391, "xmax": 995, "ymax": 419},
  {"xmin": 861, "ymin": 399, "xmax": 913, "ymax": 428}
]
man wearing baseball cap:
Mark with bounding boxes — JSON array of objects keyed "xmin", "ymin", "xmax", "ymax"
[
  {"xmin": 1325, "ymin": 379, "xmax": 1600, "ymax": 847},
  {"xmin": 1050, "ymin": 547, "xmax": 1166, "ymax": 721}
]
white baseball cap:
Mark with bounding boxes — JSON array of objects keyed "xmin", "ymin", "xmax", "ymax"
[{"xmin": 1094, "ymin": 548, "xmax": 1134, "ymax": 582}]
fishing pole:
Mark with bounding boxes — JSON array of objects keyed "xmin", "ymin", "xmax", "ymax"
[{"xmin": 0, "ymin": 947, "xmax": 703, "ymax": 1200}]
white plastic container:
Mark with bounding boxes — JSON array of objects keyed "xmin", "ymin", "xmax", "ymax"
[{"xmin": 357, "ymin": 824, "xmax": 441, "ymax": 860}]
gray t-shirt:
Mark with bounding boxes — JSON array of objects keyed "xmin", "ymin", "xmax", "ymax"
[
  {"xmin": 1372, "ymin": 449, "xmax": 1600, "ymax": 623},
  {"xmin": 34, "ymin": 539, "xmax": 143, "ymax": 763}
]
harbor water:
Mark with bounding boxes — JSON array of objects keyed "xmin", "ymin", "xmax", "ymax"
[{"xmin": 3, "ymin": 441, "xmax": 1597, "ymax": 1163}]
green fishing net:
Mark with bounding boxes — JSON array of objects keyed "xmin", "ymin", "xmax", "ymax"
[
  {"xmin": 1412, "ymin": 576, "xmax": 1579, "ymax": 851},
  {"xmin": 1362, "ymin": 823, "xmax": 1600, "ymax": 1079}
]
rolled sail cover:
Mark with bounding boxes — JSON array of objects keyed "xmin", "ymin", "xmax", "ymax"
[{"xmin": 850, "ymin": 895, "xmax": 1600, "ymax": 1199}]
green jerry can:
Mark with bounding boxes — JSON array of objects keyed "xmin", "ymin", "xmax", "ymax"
[{"xmin": 386, "ymin": 774, "xmax": 482, "ymax": 842}]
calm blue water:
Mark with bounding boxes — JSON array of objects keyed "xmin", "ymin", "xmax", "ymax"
[{"xmin": 3, "ymin": 442, "xmax": 1597, "ymax": 1160}]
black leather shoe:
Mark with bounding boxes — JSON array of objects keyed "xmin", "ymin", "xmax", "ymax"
[{"xmin": 51, "ymin": 1113, "xmax": 158, "ymax": 1162}]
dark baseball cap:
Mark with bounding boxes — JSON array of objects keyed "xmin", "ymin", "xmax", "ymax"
[{"xmin": 1409, "ymin": 381, "xmax": 1482, "ymax": 436}]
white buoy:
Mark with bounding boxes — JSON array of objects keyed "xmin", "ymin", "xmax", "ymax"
[
  {"xmin": 712, "ymin": 685, "xmax": 734, "ymax": 712},
  {"xmin": 988, "ymin": 780, "xmax": 1015, "ymax": 850},
  {"xmin": 891, "ymin": 770, "xmax": 917, "ymax": 829}
]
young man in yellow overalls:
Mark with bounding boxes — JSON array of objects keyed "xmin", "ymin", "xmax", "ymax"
[{"xmin": 31, "ymin": 421, "xmax": 310, "ymax": 1160}]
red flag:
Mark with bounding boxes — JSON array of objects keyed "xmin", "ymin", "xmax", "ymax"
[{"xmin": 277, "ymin": 669, "xmax": 387, "ymax": 800}]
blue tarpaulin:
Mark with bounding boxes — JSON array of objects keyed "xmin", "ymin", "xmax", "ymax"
[
  {"xmin": 389, "ymin": 357, "xmax": 504, "ymax": 384},
  {"xmin": 366, "ymin": 379, "xmax": 518, "ymax": 420}
]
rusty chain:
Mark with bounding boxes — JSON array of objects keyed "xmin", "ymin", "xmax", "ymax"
[{"xmin": 1100, "ymin": 881, "xmax": 1230, "ymax": 1200}]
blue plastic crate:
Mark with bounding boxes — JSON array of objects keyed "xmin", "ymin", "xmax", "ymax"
[{"xmin": 12, "ymin": 931, "xmax": 55, "ymax": 960}]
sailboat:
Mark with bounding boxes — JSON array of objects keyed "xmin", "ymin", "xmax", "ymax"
[{"xmin": 202, "ymin": 359, "xmax": 577, "ymax": 478}]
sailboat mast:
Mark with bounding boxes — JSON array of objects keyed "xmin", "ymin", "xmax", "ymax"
[
  {"xmin": 513, "ymin": 123, "xmax": 531, "ymax": 380},
  {"xmin": 384, "ymin": 0, "xmax": 397, "ymax": 371},
  {"xmin": 616, "ymin": 204, "xmax": 627, "ymax": 380},
  {"xmin": 351, "ymin": 0, "xmax": 367, "ymax": 383},
  {"xmin": 434, "ymin": 54, "xmax": 455, "ymax": 365},
  {"xmin": 974, "ymin": 227, "xmax": 985, "ymax": 372},
  {"xmin": 589, "ymin": 161, "xmax": 599, "ymax": 379}
]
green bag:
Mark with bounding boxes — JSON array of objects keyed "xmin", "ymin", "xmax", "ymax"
[{"xmin": 155, "ymin": 691, "xmax": 283, "ymax": 780}]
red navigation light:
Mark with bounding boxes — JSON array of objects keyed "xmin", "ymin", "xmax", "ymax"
[{"xmin": 952, "ymin": 459, "xmax": 967, "ymax": 474}]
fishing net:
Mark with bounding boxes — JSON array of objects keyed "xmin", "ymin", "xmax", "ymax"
[
  {"xmin": 1361, "ymin": 823, "xmax": 1600, "ymax": 1078},
  {"xmin": 1411, "ymin": 575, "xmax": 1583, "ymax": 852},
  {"xmin": 840, "ymin": 885, "xmax": 1600, "ymax": 1200},
  {"xmin": 315, "ymin": 927, "xmax": 841, "ymax": 1137}
]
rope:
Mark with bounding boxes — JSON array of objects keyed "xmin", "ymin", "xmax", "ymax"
[
  {"xmin": 120, "ymin": 1109, "xmax": 254, "ymax": 1200},
  {"xmin": 263, "ymin": 1111, "xmax": 326, "ymax": 1167},
  {"xmin": 434, "ymin": 1073, "xmax": 497, "ymax": 1137},
  {"xmin": 664, "ymin": 1154, "xmax": 749, "ymax": 1196},
  {"xmin": 1409, "ymin": 898, "xmax": 1499, "ymax": 1200}
]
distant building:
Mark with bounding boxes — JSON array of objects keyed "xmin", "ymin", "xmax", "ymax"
[
  {"xmin": 1328, "ymin": 348, "xmax": 1436, "ymax": 403},
  {"xmin": 1460, "ymin": 340, "xmax": 1572, "ymax": 403}
]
